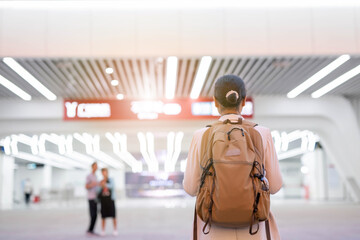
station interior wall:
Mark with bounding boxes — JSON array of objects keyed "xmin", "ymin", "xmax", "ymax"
[{"xmin": 1, "ymin": 95, "xmax": 360, "ymax": 209}]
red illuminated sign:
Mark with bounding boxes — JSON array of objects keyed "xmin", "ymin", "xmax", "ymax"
[{"xmin": 63, "ymin": 98, "xmax": 253, "ymax": 121}]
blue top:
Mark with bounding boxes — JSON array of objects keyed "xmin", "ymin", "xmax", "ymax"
[{"xmin": 98, "ymin": 177, "xmax": 116, "ymax": 201}]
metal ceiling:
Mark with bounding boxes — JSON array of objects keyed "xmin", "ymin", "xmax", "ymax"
[{"xmin": 0, "ymin": 55, "xmax": 360, "ymax": 100}]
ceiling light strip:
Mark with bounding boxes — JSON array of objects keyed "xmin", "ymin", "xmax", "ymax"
[
  {"xmin": 14, "ymin": 152, "xmax": 72, "ymax": 170},
  {"xmin": 311, "ymin": 64, "xmax": 360, "ymax": 98},
  {"xmin": 116, "ymin": 133, "xmax": 142, "ymax": 172},
  {"xmin": 146, "ymin": 132, "xmax": 159, "ymax": 172},
  {"xmin": 3, "ymin": 57, "xmax": 57, "ymax": 100},
  {"xmin": 106, "ymin": 132, "xmax": 139, "ymax": 171},
  {"xmin": 165, "ymin": 56, "xmax": 178, "ymax": 99},
  {"xmin": 0, "ymin": 74, "xmax": 32, "ymax": 101},
  {"xmin": 165, "ymin": 131, "xmax": 175, "ymax": 172},
  {"xmin": 190, "ymin": 56, "xmax": 212, "ymax": 99},
  {"xmin": 93, "ymin": 151, "xmax": 123, "ymax": 169},
  {"xmin": 137, "ymin": 132, "xmax": 157, "ymax": 172},
  {"xmin": 170, "ymin": 131, "xmax": 184, "ymax": 171},
  {"xmin": 287, "ymin": 55, "xmax": 350, "ymax": 98}
]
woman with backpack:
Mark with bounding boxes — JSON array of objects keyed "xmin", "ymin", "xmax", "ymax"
[{"xmin": 183, "ymin": 74, "xmax": 283, "ymax": 240}]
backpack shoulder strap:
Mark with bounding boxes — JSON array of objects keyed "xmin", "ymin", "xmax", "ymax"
[
  {"xmin": 199, "ymin": 125, "xmax": 215, "ymax": 168},
  {"xmin": 199, "ymin": 119, "xmax": 230, "ymax": 168},
  {"xmin": 205, "ymin": 120, "xmax": 223, "ymax": 128},
  {"xmin": 242, "ymin": 119, "xmax": 258, "ymax": 128},
  {"xmin": 242, "ymin": 119, "xmax": 265, "ymax": 166}
]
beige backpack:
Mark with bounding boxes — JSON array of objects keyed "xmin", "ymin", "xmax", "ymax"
[{"xmin": 194, "ymin": 118, "xmax": 271, "ymax": 239}]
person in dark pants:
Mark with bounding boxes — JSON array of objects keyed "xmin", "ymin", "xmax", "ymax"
[
  {"xmin": 23, "ymin": 178, "xmax": 33, "ymax": 206},
  {"xmin": 85, "ymin": 162, "xmax": 99, "ymax": 236},
  {"xmin": 99, "ymin": 168, "xmax": 117, "ymax": 236}
]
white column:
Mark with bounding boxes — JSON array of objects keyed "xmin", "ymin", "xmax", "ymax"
[
  {"xmin": 0, "ymin": 154, "xmax": 15, "ymax": 209},
  {"xmin": 43, "ymin": 165, "xmax": 52, "ymax": 189},
  {"xmin": 301, "ymin": 149, "xmax": 326, "ymax": 201}
]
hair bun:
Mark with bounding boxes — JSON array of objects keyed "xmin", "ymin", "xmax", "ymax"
[{"xmin": 225, "ymin": 90, "xmax": 239, "ymax": 104}]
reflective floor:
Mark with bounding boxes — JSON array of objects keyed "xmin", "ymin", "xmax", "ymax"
[{"xmin": 0, "ymin": 198, "xmax": 359, "ymax": 240}]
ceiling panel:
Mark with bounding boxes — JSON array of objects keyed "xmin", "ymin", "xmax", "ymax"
[{"xmin": 0, "ymin": 55, "xmax": 360, "ymax": 101}]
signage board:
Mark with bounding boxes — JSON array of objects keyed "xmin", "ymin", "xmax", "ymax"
[{"xmin": 63, "ymin": 98, "xmax": 254, "ymax": 120}]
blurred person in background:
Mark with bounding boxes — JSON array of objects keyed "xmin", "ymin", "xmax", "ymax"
[
  {"xmin": 98, "ymin": 168, "xmax": 118, "ymax": 236},
  {"xmin": 23, "ymin": 178, "xmax": 33, "ymax": 206},
  {"xmin": 85, "ymin": 162, "xmax": 99, "ymax": 236}
]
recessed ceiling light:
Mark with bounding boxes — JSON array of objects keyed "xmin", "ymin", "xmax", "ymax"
[
  {"xmin": 116, "ymin": 93, "xmax": 124, "ymax": 100},
  {"xmin": 157, "ymin": 57, "xmax": 164, "ymax": 63},
  {"xmin": 105, "ymin": 67, "xmax": 114, "ymax": 74},
  {"xmin": 3, "ymin": 57, "xmax": 57, "ymax": 101},
  {"xmin": 111, "ymin": 80, "xmax": 119, "ymax": 86},
  {"xmin": 0, "ymin": 74, "xmax": 32, "ymax": 101},
  {"xmin": 287, "ymin": 54, "xmax": 350, "ymax": 98}
]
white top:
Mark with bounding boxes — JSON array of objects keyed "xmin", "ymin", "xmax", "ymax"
[
  {"xmin": 183, "ymin": 114, "xmax": 283, "ymax": 240},
  {"xmin": 24, "ymin": 180, "xmax": 32, "ymax": 194}
]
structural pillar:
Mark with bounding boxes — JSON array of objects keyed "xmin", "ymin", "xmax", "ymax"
[
  {"xmin": 43, "ymin": 164, "xmax": 52, "ymax": 189},
  {"xmin": 301, "ymin": 149, "xmax": 326, "ymax": 201},
  {"xmin": 0, "ymin": 154, "xmax": 15, "ymax": 209}
]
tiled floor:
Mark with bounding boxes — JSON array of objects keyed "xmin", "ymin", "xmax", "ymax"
[{"xmin": 0, "ymin": 198, "xmax": 359, "ymax": 240}]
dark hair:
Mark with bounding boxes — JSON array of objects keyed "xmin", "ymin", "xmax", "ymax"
[
  {"xmin": 214, "ymin": 75, "xmax": 246, "ymax": 108},
  {"xmin": 101, "ymin": 168, "xmax": 108, "ymax": 172},
  {"xmin": 91, "ymin": 162, "xmax": 97, "ymax": 167}
]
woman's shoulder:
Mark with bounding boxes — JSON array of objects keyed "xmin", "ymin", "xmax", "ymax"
[
  {"xmin": 254, "ymin": 125, "xmax": 271, "ymax": 137},
  {"xmin": 194, "ymin": 127, "xmax": 208, "ymax": 137},
  {"xmin": 192, "ymin": 127, "xmax": 210, "ymax": 144}
]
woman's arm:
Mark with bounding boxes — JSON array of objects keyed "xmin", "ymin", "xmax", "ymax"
[
  {"xmin": 183, "ymin": 129, "xmax": 206, "ymax": 196},
  {"xmin": 263, "ymin": 128, "xmax": 283, "ymax": 194}
]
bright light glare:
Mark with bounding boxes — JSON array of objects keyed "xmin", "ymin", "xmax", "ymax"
[
  {"xmin": 138, "ymin": 132, "xmax": 157, "ymax": 172},
  {"xmin": 163, "ymin": 103, "xmax": 181, "ymax": 115},
  {"xmin": 3, "ymin": 57, "xmax": 57, "ymax": 100},
  {"xmin": 280, "ymin": 132, "xmax": 289, "ymax": 152},
  {"xmin": 190, "ymin": 56, "xmax": 212, "ymax": 99},
  {"xmin": 106, "ymin": 132, "xmax": 142, "ymax": 172},
  {"xmin": 105, "ymin": 67, "xmax": 114, "ymax": 74},
  {"xmin": 171, "ymin": 132, "xmax": 184, "ymax": 169},
  {"xmin": 165, "ymin": 132, "xmax": 175, "ymax": 172},
  {"xmin": 165, "ymin": 56, "xmax": 178, "ymax": 99},
  {"xmin": 312, "ymin": 65, "xmax": 360, "ymax": 98},
  {"xmin": 271, "ymin": 131, "xmax": 281, "ymax": 153},
  {"xmin": 0, "ymin": 74, "xmax": 31, "ymax": 101},
  {"xmin": 146, "ymin": 132, "xmax": 159, "ymax": 172},
  {"xmin": 180, "ymin": 159, "xmax": 187, "ymax": 172},
  {"xmin": 111, "ymin": 80, "xmax": 119, "ymax": 86},
  {"xmin": 93, "ymin": 151, "xmax": 123, "ymax": 169},
  {"xmin": 287, "ymin": 55, "xmax": 350, "ymax": 98},
  {"xmin": 116, "ymin": 93, "xmax": 124, "ymax": 100},
  {"xmin": 301, "ymin": 166, "xmax": 309, "ymax": 174}
]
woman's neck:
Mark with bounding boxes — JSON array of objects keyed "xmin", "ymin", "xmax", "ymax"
[{"xmin": 220, "ymin": 109, "xmax": 240, "ymax": 116}]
